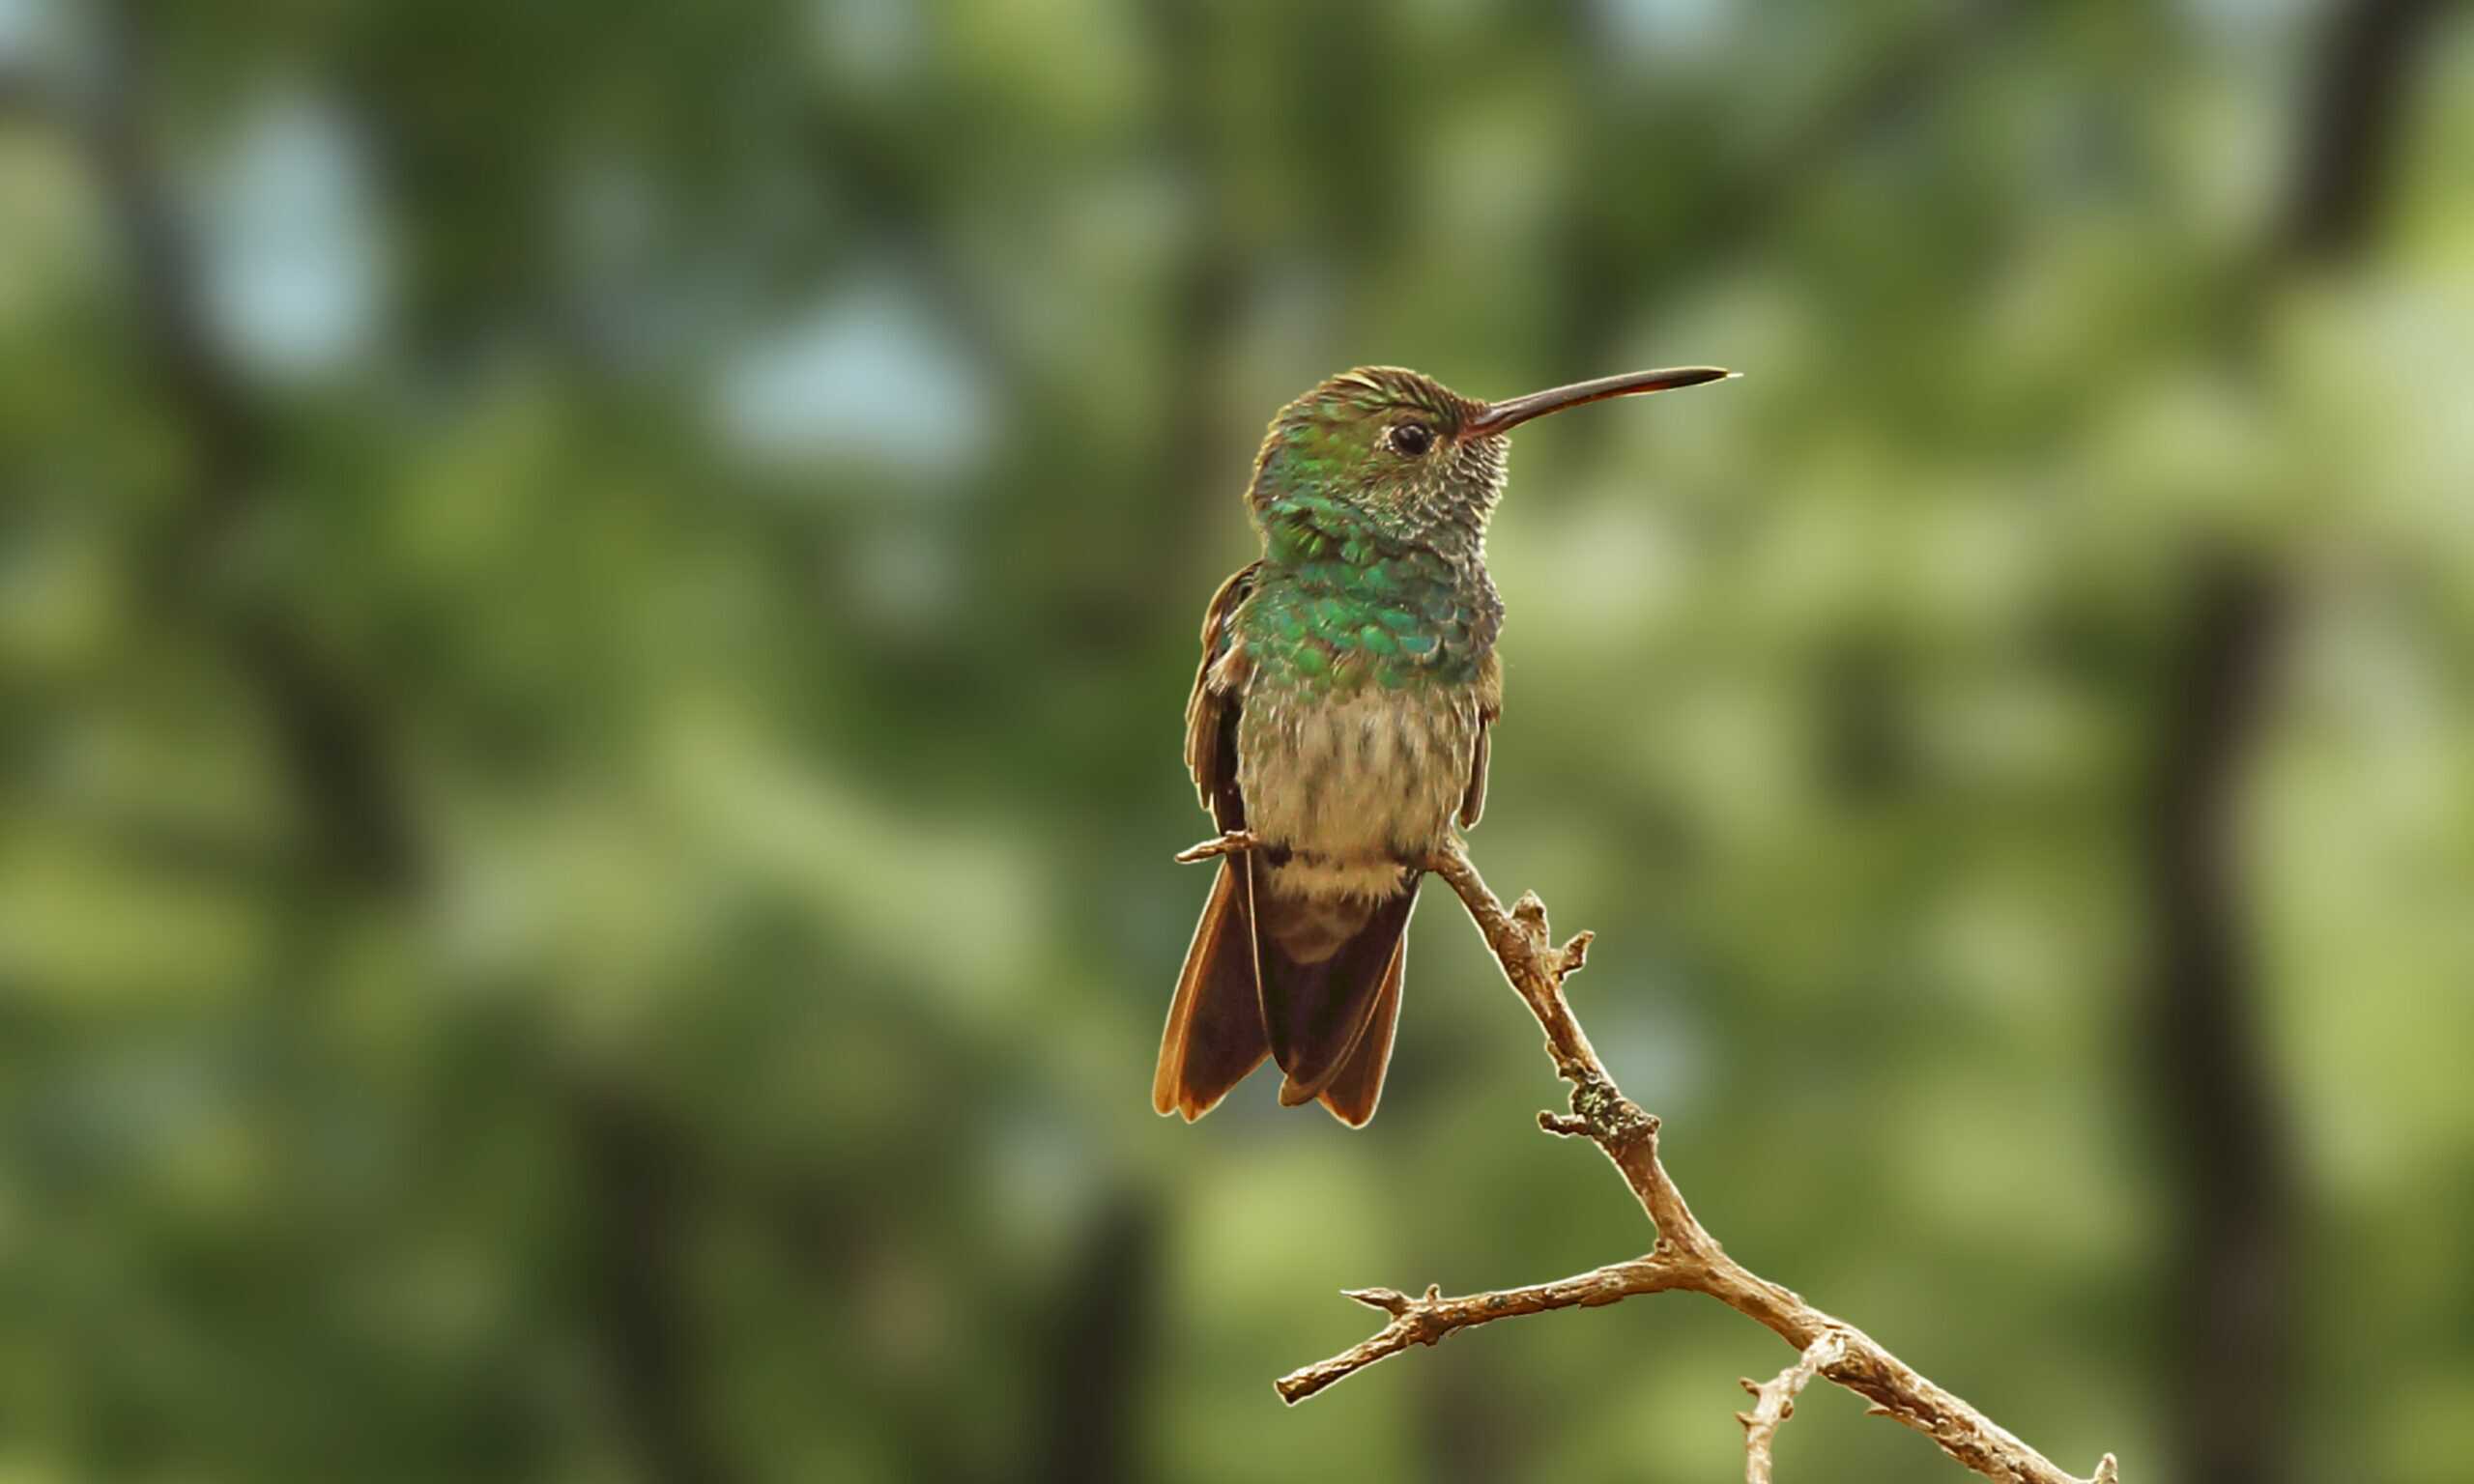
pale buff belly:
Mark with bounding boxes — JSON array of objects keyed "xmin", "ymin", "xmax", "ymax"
[{"xmin": 1235, "ymin": 684, "xmax": 1479, "ymax": 907}]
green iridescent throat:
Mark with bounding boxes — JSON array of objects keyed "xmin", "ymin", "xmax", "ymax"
[{"xmin": 1241, "ymin": 495, "xmax": 1492, "ymax": 694}]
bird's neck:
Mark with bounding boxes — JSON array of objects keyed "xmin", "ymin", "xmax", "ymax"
[
  {"xmin": 1255, "ymin": 486, "xmax": 1485, "ymax": 574},
  {"xmin": 1241, "ymin": 493, "xmax": 1499, "ymax": 694}
]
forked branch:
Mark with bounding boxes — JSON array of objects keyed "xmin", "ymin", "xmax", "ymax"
[
  {"xmin": 1739, "ymin": 1333, "xmax": 1845, "ymax": 1484},
  {"xmin": 1250, "ymin": 834, "xmax": 2118, "ymax": 1484}
]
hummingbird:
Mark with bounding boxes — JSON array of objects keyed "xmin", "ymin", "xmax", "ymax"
[{"xmin": 1155, "ymin": 363, "xmax": 1733, "ymax": 1127}]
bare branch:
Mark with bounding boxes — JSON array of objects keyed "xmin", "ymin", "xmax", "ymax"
[
  {"xmin": 1740, "ymin": 1333, "xmax": 1847, "ymax": 1484},
  {"xmin": 1273, "ymin": 1256, "xmax": 1693, "ymax": 1405},
  {"xmin": 1280, "ymin": 836, "xmax": 2121, "ymax": 1484}
]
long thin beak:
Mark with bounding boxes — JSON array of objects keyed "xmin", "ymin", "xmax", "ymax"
[{"xmin": 1464, "ymin": 366, "xmax": 1735, "ymax": 437}]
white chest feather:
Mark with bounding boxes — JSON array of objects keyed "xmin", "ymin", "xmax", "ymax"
[{"xmin": 1234, "ymin": 685, "xmax": 1479, "ymax": 900}]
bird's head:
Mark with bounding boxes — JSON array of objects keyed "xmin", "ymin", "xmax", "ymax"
[{"xmin": 1245, "ymin": 364, "xmax": 1732, "ymax": 549}]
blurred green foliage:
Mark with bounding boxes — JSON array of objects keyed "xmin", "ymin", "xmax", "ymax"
[{"xmin": 2, "ymin": 1, "xmax": 2471, "ymax": 1480}]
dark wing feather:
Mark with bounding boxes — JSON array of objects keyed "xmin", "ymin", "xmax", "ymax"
[
  {"xmin": 1186, "ymin": 562, "xmax": 1260, "ymax": 832},
  {"xmin": 1458, "ymin": 653, "xmax": 1503, "ymax": 829},
  {"xmin": 1154, "ymin": 563, "xmax": 1269, "ymax": 1122}
]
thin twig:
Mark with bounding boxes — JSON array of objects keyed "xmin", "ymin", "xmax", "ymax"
[
  {"xmin": 1273, "ymin": 1257, "xmax": 1693, "ymax": 1405},
  {"xmin": 1277, "ymin": 835, "xmax": 2121, "ymax": 1484},
  {"xmin": 1739, "ymin": 1333, "xmax": 1847, "ymax": 1484}
]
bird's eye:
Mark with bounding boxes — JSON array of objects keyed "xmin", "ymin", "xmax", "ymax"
[{"xmin": 1391, "ymin": 421, "xmax": 1434, "ymax": 456}]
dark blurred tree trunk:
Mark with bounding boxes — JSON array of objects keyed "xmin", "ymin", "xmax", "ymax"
[
  {"xmin": 1415, "ymin": 1352, "xmax": 1520, "ymax": 1484},
  {"xmin": 2143, "ymin": 556, "xmax": 2296, "ymax": 1484},
  {"xmin": 2277, "ymin": 0, "xmax": 2453, "ymax": 267},
  {"xmin": 81, "ymin": 0, "xmax": 419, "ymax": 890},
  {"xmin": 1031, "ymin": 1196, "xmax": 1159, "ymax": 1484},
  {"xmin": 2144, "ymin": 5, "xmax": 2455, "ymax": 1483},
  {"xmin": 1141, "ymin": 0, "xmax": 1248, "ymax": 575},
  {"xmin": 574, "ymin": 1084, "xmax": 739, "ymax": 1484}
]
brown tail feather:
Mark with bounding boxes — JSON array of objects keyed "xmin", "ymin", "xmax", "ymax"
[
  {"xmin": 1152, "ymin": 858, "xmax": 1269, "ymax": 1121},
  {"xmin": 1263, "ymin": 873, "xmax": 1421, "ymax": 1109},
  {"xmin": 1314, "ymin": 931, "xmax": 1405, "ymax": 1127}
]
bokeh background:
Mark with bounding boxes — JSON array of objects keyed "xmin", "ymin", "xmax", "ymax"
[{"xmin": 4, "ymin": 0, "xmax": 2471, "ymax": 1480}]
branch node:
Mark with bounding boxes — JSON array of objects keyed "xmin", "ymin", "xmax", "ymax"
[
  {"xmin": 1741, "ymin": 1333, "xmax": 1845, "ymax": 1483},
  {"xmin": 1563, "ymin": 1075, "xmax": 1658, "ymax": 1149},
  {"xmin": 1553, "ymin": 928, "xmax": 1595, "ymax": 980},
  {"xmin": 1539, "ymin": 1110, "xmax": 1592, "ymax": 1137},
  {"xmin": 1342, "ymin": 1287, "xmax": 1411, "ymax": 1316},
  {"xmin": 1510, "ymin": 889, "xmax": 1549, "ymax": 932}
]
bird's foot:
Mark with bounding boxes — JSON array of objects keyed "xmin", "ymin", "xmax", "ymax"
[{"xmin": 1173, "ymin": 829, "xmax": 1259, "ymax": 864}]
